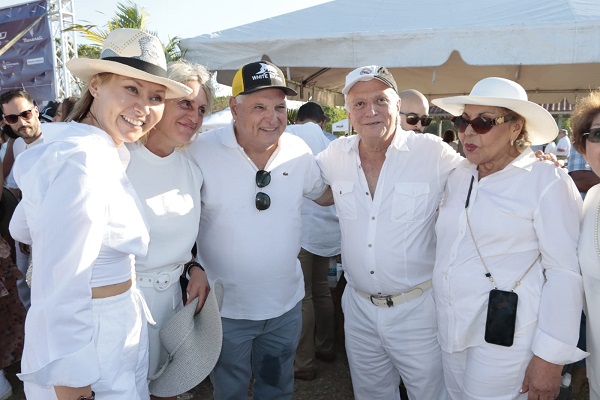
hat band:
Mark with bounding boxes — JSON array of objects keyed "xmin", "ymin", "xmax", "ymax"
[{"xmin": 102, "ymin": 57, "xmax": 167, "ymax": 78}]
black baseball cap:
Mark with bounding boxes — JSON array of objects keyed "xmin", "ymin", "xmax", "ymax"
[
  {"xmin": 231, "ymin": 61, "xmax": 297, "ymax": 97},
  {"xmin": 297, "ymin": 101, "xmax": 330, "ymax": 122}
]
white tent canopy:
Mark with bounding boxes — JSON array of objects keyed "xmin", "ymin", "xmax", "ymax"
[{"xmin": 181, "ymin": 0, "xmax": 600, "ymax": 106}]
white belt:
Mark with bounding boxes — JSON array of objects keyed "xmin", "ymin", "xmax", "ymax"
[
  {"xmin": 354, "ymin": 280, "xmax": 432, "ymax": 307},
  {"xmin": 135, "ymin": 265, "xmax": 183, "ymax": 292}
]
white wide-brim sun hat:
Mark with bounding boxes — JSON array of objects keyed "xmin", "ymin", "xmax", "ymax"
[
  {"xmin": 148, "ymin": 280, "xmax": 224, "ymax": 397},
  {"xmin": 432, "ymin": 77, "xmax": 558, "ymax": 145},
  {"xmin": 67, "ymin": 28, "xmax": 191, "ymax": 99}
]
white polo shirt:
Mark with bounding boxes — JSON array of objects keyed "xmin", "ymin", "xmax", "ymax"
[
  {"xmin": 186, "ymin": 123, "xmax": 326, "ymax": 320},
  {"xmin": 316, "ymin": 130, "xmax": 461, "ymax": 295}
]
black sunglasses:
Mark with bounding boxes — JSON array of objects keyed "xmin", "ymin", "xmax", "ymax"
[
  {"xmin": 255, "ymin": 170, "xmax": 271, "ymax": 211},
  {"xmin": 400, "ymin": 112, "xmax": 432, "ymax": 127},
  {"xmin": 583, "ymin": 128, "xmax": 600, "ymax": 144},
  {"xmin": 3, "ymin": 108, "xmax": 35, "ymax": 124},
  {"xmin": 451, "ymin": 115, "xmax": 514, "ymax": 135}
]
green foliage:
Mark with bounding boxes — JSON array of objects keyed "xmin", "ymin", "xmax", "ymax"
[
  {"xmin": 77, "ymin": 44, "xmax": 101, "ymax": 59},
  {"xmin": 69, "ymin": 1, "xmax": 184, "ymax": 62},
  {"xmin": 323, "ymin": 105, "xmax": 348, "ymax": 134},
  {"xmin": 212, "ymin": 96, "xmax": 229, "ymax": 113},
  {"xmin": 287, "ymin": 109, "xmax": 298, "ymax": 124}
]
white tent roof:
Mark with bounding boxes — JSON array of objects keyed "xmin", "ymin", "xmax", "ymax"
[{"xmin": 181, "ymin": 0, "xmax": 600, "ymax": 105}]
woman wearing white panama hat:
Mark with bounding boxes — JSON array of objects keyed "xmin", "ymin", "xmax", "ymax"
[
  {"xmin": 431, "ymin": 77, "xmax": 587, "ymax": 399},
  {"xmin": 8, "ymin": 28, "xmax": 191, "ymax": 400}
]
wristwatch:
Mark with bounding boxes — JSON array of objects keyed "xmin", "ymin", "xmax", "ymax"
[{"xmin": 78, "ymin": 391, "xmax": 95, "ymax": 400}]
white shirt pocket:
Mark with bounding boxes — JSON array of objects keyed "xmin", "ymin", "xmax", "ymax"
[
  {"xmin": 392, "ymin": 183, "xmax": 430, "ymax": 222},
  {"xmin": 332, "ymin": 181, "xmax": 357, "ymax": 220}
]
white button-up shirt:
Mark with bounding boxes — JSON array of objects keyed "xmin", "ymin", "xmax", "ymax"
[
  {"xmin": 317, "ymin": 130, "xmax": 461, "ymax": 295},
  {"xmin": 434, "ymin": 149, "xmax": 587, "ymax": 364}
]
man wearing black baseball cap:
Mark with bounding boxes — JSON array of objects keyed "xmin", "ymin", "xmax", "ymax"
[
  {"xmin": 316, "ymin": 65, "xmax": 462, "ymax": 399},
  {"xmin": 185, "ymin": 60, "xmax": 331, "ymax": 400}
]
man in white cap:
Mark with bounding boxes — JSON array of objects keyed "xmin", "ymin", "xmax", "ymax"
[
  {"xmin": 186, "ymin": 60, "xmax": 329, "ymax": 400},
  {"xmin": 316, "ymin": 65, "xmax": 461, "ymax": 399},
  {"xmin": 556, "ymin": 128, "xmax": 571, "ymax": 162}
]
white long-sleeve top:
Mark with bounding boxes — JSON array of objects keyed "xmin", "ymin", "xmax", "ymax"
[
  {"xmin": 9, "ymin": 122, "xmax": 149, "ymax": 387},
  {"xmin": 316, "ymin": 130, "xmax": 461, "ymax": 294},
  {"xmin": 125, "ymin": 141, "xmax": 202, "ymax": 272},
  {"xmin": 433, "ymin": 148, "xmax": 587, "ymax": 364},
  {"xmin": 578, "ymin": 184, "xmax": 600, "ymax": 396}
]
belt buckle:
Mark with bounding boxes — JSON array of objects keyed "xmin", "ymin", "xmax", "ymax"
[
  {"xmin": 370, "ymin": 294, "xmax": 394, "ymax": 307},
  {"xmin": 154, "ymin": 272, "xmax": 172, "ymax": 291}
]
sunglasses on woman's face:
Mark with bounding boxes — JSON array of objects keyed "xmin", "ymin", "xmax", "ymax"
[
  {"xmin": 255, "ymin": 170, "xmax": 271, "ymax": 211},
  {"xmin": 400, "ymin": 112, "xmax": 432, "ymax": 126},
  {"xmin": 583, "ymin": 128, "xmax": 600, "ymax": 144},
  {"xmin": 3, "ymin": 108, "xmax": 35, "ymax": 124},
  {"xmin": 451, "ymin": 115, "xmax": 514, "ymax": 135}
]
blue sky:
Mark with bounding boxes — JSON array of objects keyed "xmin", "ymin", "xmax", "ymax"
[{"xmin": 6, "ymin": 0, "xmax": 330, "ymax": 43}]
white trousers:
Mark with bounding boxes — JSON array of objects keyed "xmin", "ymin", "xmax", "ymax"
[
  {"xmin": 343, "ymin": 287, "xmax": 446, "ymax": 400},
  {"xmin": 441, "ymin": 323, "xmax": 536, "ymax": 400},
  {"xmin": 23, "ymin": 289, "xmax": 150, "ymax": 399}
]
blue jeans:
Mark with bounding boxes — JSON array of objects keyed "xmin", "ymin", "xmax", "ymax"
[{"xmin": 211, "ymin": 302, "xmax": 302, "ymax": 400}]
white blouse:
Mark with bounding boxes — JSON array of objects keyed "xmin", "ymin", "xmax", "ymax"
[
  {"xmin": 578, "ymin": 184, "xmax": 600, "ymax": 396},
  {"xmin": 434, "ymin": 148, "xmax": 587, "ymax": 364},
  {"xmin": 9, "ymin": 122, "xmax": 149, "ymax": 387}
]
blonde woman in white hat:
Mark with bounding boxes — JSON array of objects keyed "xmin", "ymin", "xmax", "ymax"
[
  {"xmin": 125, "ymin": 60, "xmax": 215, "ymax": 400},
  {"xmin": 431, "ymin": 78, "xmax": 587, "ymax": 399},
  {"xmin": 8, "ymin": 28, "xmax": 191, "ymax": 400}
]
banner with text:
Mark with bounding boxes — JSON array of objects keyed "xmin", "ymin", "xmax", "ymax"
[{"xmin": 0, "ymin": 0, "xmax": 55, "ymax": 103}]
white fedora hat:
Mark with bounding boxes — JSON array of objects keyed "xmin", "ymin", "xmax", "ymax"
[
  {"xmin": 148, "ymin": 280, "xmax": 224, "ymax": 397},
  {"xmin": 432, "ymin": 77, "xmax": 558, "ymax": 145},
  {"xmin": 67, "ymin": 28, "xmax": 191, "ymax": 99}
]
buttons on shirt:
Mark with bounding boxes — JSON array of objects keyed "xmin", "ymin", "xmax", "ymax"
[
  {"xmin": 370, "ymin": 270, "xmax": 374, "ymax": 274},
  {"xmin": 368, "ymin": 244, "xmax": 372, "ymax": 248},
  {"xmin": 371, "ymin": 216, "xmax": 375, "ymax": 220}
]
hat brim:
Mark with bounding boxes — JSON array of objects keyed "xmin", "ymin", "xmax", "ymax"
[
  {"xmin": 67, "ymin": 58, "xmax": 192, "ymax": 99},
  {"xmin": 432, "ymin": 96, "xmax": 558, "ymax": 145},
  {"xmin": 148, "ymin": 281, "xmax": 223, "ymax": 397},
  {"xmin": 239, "ymin": 84, "xmax": 297, "ymax": 97}
]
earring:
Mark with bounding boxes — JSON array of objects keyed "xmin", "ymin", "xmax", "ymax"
[{"xmin": 90, "ymin": 92, "xmax": 96, "ymax": 97}]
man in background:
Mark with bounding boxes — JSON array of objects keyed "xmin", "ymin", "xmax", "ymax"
[
  {"xmin": 398, "ymin": 89, "xmax": 432, "ymax": 133},
  {"xmin": 296, "ymin": 101, "xmax": 337, "ymax": 141}
]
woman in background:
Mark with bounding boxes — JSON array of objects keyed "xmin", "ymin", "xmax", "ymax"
[{"xmin": 571, "ymin": 89, "xmax": 600, "ymax": 400}]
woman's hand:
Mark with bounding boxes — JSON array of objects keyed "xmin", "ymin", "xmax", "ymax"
[
  {"xmin": 520, "ymin": 355, "xmax": 562, "ymax": 399},
  {"xmin": 186, "ymin": 266, "xmax": 209, "ymax": 314}
]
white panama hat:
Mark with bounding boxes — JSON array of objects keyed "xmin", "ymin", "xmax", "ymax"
[
  {"xmin": 148, "ymin": 280, "xmax": 224, "ymax": 397},
  {"xmin": 432, "ymin": 77, "xmax": 558, "ymax": 145},
  {"xmin": 67, "ymin": 28, "xmax": 191, "ymax": 99}
]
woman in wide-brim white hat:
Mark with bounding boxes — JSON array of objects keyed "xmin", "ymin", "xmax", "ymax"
[
  {"xmin": 9, "ymin": 28, "xmax": 191, "ymax": 400},
  {"xmin": 431, "ymin": 77, "xmax": 587, "ymax": 399}
]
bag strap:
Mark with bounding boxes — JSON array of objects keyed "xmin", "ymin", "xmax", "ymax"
[{"xmin": 465, "ymin": 175, "xmax": 540, "ymax": 291}]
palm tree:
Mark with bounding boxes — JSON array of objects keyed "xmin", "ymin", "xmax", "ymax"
[{"xmin": 66, "ymin": 0, "xmax": 183, "ymax": 61}]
